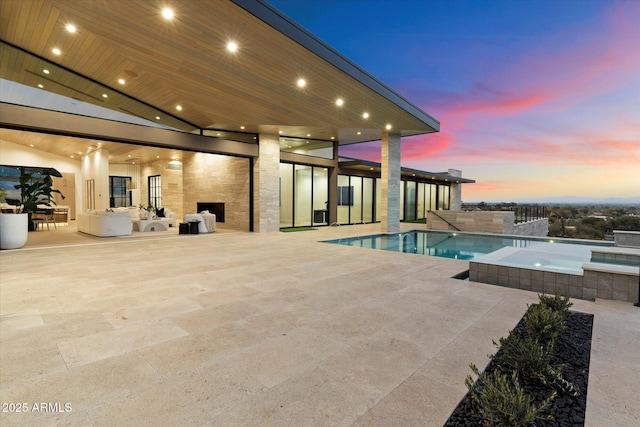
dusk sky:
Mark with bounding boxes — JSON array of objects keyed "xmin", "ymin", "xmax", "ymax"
[{"xmin": 269, "ymin": 0, "xmax": 640, "ymax": 203}]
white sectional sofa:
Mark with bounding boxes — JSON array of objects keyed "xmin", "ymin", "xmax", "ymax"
[
  {"xmin": 113, "ymin": 207, "xmax": 177, "ymax": 227},
  {"xmin": 77, "ymin": 211, "xmax": 133, "ymax": 237}
]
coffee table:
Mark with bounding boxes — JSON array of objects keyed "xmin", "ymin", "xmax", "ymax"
[{"xmin": 132, "ymin": 218, "xmax": 172, "ymax": 232}]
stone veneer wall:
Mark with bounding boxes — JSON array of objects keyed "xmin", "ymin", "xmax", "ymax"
[
  {"xmin": 182, "ymin": 152, "xmax": 250, "ymax": 231},
  {"xmin": 140, "ymin": 160, "xmax": 184, "ymax": 222},
  {"xmin": 469, "ymin": 262, "xmax": 639, "ymax": 303},
  {"xmin": 427, "ymin": 211, "xmax": 513, "ymax": 234},
  {"xmin": 427, "ymin": 211, "xmax": 548, "ymax": 237}
]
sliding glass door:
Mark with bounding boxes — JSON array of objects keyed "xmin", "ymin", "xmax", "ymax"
[
  {"xmin": 337, "ymin": 175, "xmax": 376, "ymax": 225},
  {"xmin": 280, "ymin": 163, "xmax": 328, "ymax": 228}
]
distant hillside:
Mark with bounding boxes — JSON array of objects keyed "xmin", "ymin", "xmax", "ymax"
[{"xmin": 466, "ymin": 196, "xmax": 640, "ymax": 205}]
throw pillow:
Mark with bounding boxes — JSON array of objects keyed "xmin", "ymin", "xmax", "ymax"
[{"xmin": 156, "ymin": 207, "xmax": 165, "ymax": 217}]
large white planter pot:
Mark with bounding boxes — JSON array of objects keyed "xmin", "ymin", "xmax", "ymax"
[{"xmin": 0, "ymin": 213, "xmax": 28, "ymax": 249}]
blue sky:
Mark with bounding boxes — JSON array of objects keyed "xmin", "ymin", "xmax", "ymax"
[{"xmin": 269, "ymin": 0, "xmax": 640, "ymax": 202}]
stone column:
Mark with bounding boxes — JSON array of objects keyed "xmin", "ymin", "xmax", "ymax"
[
  {"xmin": 81, "ymin": 147, "xmax": 109, "ymax": 211},
  {"xmin": 448, "ymin": 168, "xmax": 462, "ymax": 211},
  {"xmin": 253, "ymin": 132, "xmax": 280, "ymax": 232},
  {"xmin": 381, "ymin": 131, "xmax": 401, "ymax": 232}
]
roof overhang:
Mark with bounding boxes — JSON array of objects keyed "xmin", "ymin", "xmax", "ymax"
[
  {"xmin": 339, "ymin": 158, "xmax": 475, "ymax": 184},
  {"xmin": 0, "ymin": 0, "xmax": 439, "ymax": 146}
]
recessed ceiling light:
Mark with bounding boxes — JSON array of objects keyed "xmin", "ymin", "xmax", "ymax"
[
  {"xmin": 279, "ymin": 131, "xmax": 283, "ymax": 134},
  {"xmin": 357, "ymin": 131, "xmax": 362, "ymax": 135},
  {"xmin": 155, "ymin": 116, "xmax": 160, "ymax": 120},
  {"xmin": 70, "ymin": 155, "xmax": 75, "ymax": 158},
  {"xmin": 43, "ymin": 69, "xmax": 50, "ymax": 74},
  {"xmin": 385, "ymin": 124, "xmax": 392, "ymax": 130},
  {"xmin": 306, "ymin": 134, "xmax": 311, "ymax": 137},
  {"xmin": 30, "ymin": 144, "xmax": 34, "ymax": 147},
  {"xmin": 240, "ymin": 126, "xmax": 245, "ymax": 130},
  {"xmin": 297, "ymin": 78, "xmax": 306, "ymax": 88},
  {"xmin": 128, "ymin": 155, "xmax": 132, "ymax": 157},
  {"xmin": 331, "ymin": 136, "xmax": 335, "ymax": 140},
  {"xmin": 156, "ymin": 155, "xmax": 160, "ymax": 158},
  {"xmin": 52, "ymin": 48, "xmax": 61, "ymax": 55},
  {"xmin": 162, "ymin": 8, "xmax": 174, "ymax": 19},
  {"xmin": 176, "ymin": 105, "xmax": 182, "ymax": 111},
  {"xmin": 102, "ymin": 94, "xmax": 108, "ymax": 98},
  {"xmin": 118, "ymin": 78, "xmax": 125, "ymax": 85},
  {"xmin": 66, "ymin": 24, "xmax": 76, "ymax": 33},
  {"xmin": 336, "ymin": 98, "xmax": 344, "ymax": 107},
  {"xmin": 362, "ymin": 112, "xmax": 369, "ymax": 119},
  {"xmin": 217, "ymin": 133, "xmax": 221, "ymax": 136},
  {"xmin": 37, "ymin": 84, "xmax": 43, "ymax": 88},
  {"xmin": 227, "ymin": 41, "xmax": 238, "ymax": 52}
]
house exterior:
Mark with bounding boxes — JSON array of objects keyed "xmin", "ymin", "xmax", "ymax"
[{"xmin": 0, "ymin": 0, "xmax": 473, "ymax": 232}]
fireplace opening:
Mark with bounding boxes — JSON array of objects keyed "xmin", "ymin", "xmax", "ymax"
[{"xmin": 197, "ymin": 202, "xmax": 224, "ymax": 223}]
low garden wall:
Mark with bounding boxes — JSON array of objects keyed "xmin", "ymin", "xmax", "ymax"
[{"xmin": 427, "ymin": 211, "xmax": 548, "ymax": 237}]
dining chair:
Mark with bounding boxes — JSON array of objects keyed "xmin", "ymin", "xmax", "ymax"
[{"xmin": 33, "ymin": 208, "xmax": 57, "ymax": 230}]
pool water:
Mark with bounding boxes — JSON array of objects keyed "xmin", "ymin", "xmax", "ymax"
[{"xmin": 323, "ymin": 230, "xmax": 612, "ymax": 261}]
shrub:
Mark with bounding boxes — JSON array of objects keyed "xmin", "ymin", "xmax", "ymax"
[
  {"xmin": 538, "ymin": 293, "xmax": 572, "ymax": 313},
  {"xmin": 493, "ymin": 332, "xmax": 554, "ymax": 381},
  {"xmin": 465, "ymin": 364, "xmax": 555, "ymax": 426},
  {"xmin": 493, "ymin": 332, "xmax": 581, "ymax": 396},
  {"xmin": 524, "ymin": 303, "xmax": 566, "ymax": 344}
]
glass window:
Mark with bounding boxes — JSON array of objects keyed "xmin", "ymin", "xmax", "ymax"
[
  {"xmin": 0, "ymin": 165, "xmax": 22, "ymax": 203},
  {"xmin": 148, "ymin": 175, "xmax": 162, "ymax": 208},
  {"xmin": 375, "ymin": 178, "xmax": 381, "ymax": 222},
  {"xmin": 362, "ymin": 177, "xmax": 374, "ymax": 223},
  {"xmin": 337, "ymin": 175, "xmax": 350, "ymax": 224},
  {"xmin": 202, "ymin": 129, "xmax": 258, "ymax": 144},
  {"xmin": 437, "ymin": 184, "xmax": 447, "ymax": 210},
  {"xmin": 400, "ymin": 182, "xmax": 405, "ymax": 221},
  {"xmin": 109, "ymin": 176, "xmax": 131, "ymax": 208},
  {"xmin": 0, "ymin": 165, "xmax": 52, "ymax": 206},
  {"xmin": 441, "ymin": 185, "xmax": 450, "ymax": 210},
  {"xmin": 294, "ymin": 165, "xmax": 312, "ymax": 227},
  {"xmin": 429, "ymin": 184, "xmax": 437, "ymax": 211},
  {"xmin": 280, "ymin": 137, "xmax": 334, "ymax": 160},
  {"xmin": 417, "ymin": 183, "xmax": 425, "ymax": 219},
  {"xmin": 351, "ymin": 177, "xmax": 363, "ymax": 224},
  {"xmin": 312, "ymin": 168, "xmax": 329, "ymax": 226},
  {"xmin": 279, "ymin": 163, "xmax": 294, "ymax": 227},
  {"xmin": 406, "ymin": 181, "xmax": 416, "ymax": 221}
]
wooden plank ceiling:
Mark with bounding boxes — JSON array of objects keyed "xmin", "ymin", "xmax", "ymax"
[{"xmin": 0, "ymin": 0, "xmax": 438, "ymax": 149}]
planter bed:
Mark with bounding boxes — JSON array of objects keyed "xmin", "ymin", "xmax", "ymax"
[{"xmin": 444, "ymin": 308, "xmax": 594, "ymax": 427}]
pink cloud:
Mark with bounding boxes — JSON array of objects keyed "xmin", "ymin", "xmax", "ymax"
[{"xmin": 345, "ymin": 2, "xmax": 640, "ymax": 200}]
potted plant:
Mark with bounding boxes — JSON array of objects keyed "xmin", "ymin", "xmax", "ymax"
[
  {"xmin": 1, "ymin": 168, "xmax": 65, "ymax": 249},
  {"xmin": 138, "ymin": 203, "xmax": 156, "ymax": 220}
]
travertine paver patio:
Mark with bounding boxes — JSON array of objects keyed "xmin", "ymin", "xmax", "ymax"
[{"xmin": 1, "ymin": 224, "xmax": 638, "ymax": 426}]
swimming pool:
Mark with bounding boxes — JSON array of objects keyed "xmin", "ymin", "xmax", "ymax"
[{"xmin": 323, "ymin": 230, "xmax": 612, "ymax": 263}]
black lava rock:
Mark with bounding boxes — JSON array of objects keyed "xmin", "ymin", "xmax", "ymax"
[{"xmin": 443, "ymin": 309, "xmax": 593, "ymax": 427}]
